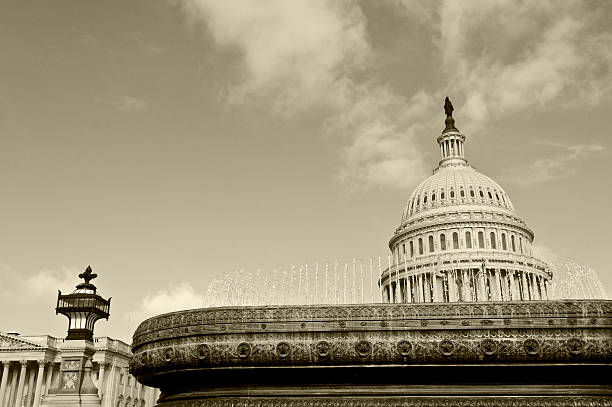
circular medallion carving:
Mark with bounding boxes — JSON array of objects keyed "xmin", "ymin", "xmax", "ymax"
[
  {"xmin": 523, "ymin": 339, "xmax": 540, "ymax": 355},
  {"xmin": 439, "ymin": 340, "xmax": 455, "ymax": 356},
  {"xmin": 195, "ymin": 344, "xmax": 210, "ymax": 360},
  {"xmin": 355, "ymin": 340, "xmax": 372, "ymax": 357},
  {"xmin": 380, "ymin": 321, "xmax": 388, "ymax": 327},
  {"xmin": 440, "ymin": 320, "xmax": 449, "ymax": 325},
  {"xmin": 548, "ymin": 319, "xmax": 554, "ymax": 325},
  {"xmin": 163, "ymin": 347, "xmax": 174, "ymax": 362},
  {"xmin": 567, "ymin": 338, "xmax": 584, "ymax": 355},
  {"xmin": 316, "ymin": 341, "xmax": 331, "ymax": 357},
  {"xmin": 397, "ymin": 340, "xmax": 412, "ymax": 356},
  {"xmin": 504, "ymin": 319, "xmax": 511, "ymax": 325},
  {"xmin": 480, "ymin": 339, "xmax": 498, "ymax": 356},
  {"xmin": 300, "ymin": 322, "xmax": 307, "ymax": 329},
  {"xmin": 237, "ymin": 342, "xmax": 251, "ymax": 359},
  {"xmin": 338, "ymin": 321, "xmax": 346, "ymax": 328},
  {"xmin": 420, "ymin": 320, "xmax": 428, "ymax": 327},
  {"xmin": 275, "ymin": 342, "xmax": 291, "ymax": 358},
  {"xmin": 461, "ymin": 320, "xmax": 470, "ymax": 326},
  {"xmin": 261, "ymin": 323, "xmax": 267, "ymax": 329}
]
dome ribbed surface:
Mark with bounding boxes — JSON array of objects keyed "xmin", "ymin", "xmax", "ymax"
[{"xmin": 402, "ymin": 164, "xmax": 514, "ymax": 222}]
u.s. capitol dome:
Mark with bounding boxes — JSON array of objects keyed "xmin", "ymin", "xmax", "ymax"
[{"xmin": 381, "ymin": 98, "xmax": 551, "ymax": 303}]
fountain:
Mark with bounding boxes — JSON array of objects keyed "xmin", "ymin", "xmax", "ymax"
[
  {"xmin": 129, "ymin": 99, "xmax": 611, "ymax": 405},
  {"xmin": 129, "ymin": 258, "xmax": 612, "ymax": 406}
]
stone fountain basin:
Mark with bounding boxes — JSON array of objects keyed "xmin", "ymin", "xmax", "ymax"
[{"xmin": 130, "ymin": 300, "xmax": 612, "ymax": 405}]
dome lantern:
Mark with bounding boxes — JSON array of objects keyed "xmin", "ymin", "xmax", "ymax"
[{"xmin": 437, "ymin": 97, "xmax": 467, "ymax": 165}]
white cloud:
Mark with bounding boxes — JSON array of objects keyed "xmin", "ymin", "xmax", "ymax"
[
  {"xmin": 181, "ymin": 1, "xmax": 434, "ymax": 189},
  {"xmin": 112, "ymin": 95, "xmax": 148, "ymax": 112},
  {"xmin": 180, "ymin": 1, "xmax": 612, "ymax": 189},
  {"xmin": 435, "ymin": 1, "xmax": 612, "ymax": 131},
  {"xmin": 532, "ymin": 243, "xmax": 560, "ymax": 264},
  {"xmin": 0, "ymin": 265, "xmax": 78, "ymax": 305},
  {"xmin": 183, "ymin": 0, "xmax": 370, "ymax": 114},
  {"xmin": 126, "ymin": 283, "xmax": 202, "ymax": 324},
  {"xmin": 504, "ymin": 143, "xmax": 606, "ymax": 187}
]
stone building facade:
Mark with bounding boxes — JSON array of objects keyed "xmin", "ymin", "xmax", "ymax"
[{"xmin": 0, "ymin": 332, "xmax": 159, "ymax": 407}]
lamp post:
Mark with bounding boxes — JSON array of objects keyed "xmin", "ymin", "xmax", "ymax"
[{"xmin": 42, "ymin": 266, "xmax": 111, "ymax": 407}]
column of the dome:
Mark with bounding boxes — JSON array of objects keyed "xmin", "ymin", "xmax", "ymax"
[
  {"xmin": 490, "ymin": 269, "xmax": 499, "ymax": 301},
  {"xmin": 478, "ymin": 270, "xmax": 487, "ymax": 301},
  {"xmin": 461, "ymin": 270, "xmax": 469, "ymax": 301},
  {"xmin": 522, "ymin": 272, "xmax": 530, "ymax": 300},
  {"xmin": 448, "ymin": 271, "xmax": 457, "ymax": 302}
]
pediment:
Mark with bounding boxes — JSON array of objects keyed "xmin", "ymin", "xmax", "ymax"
[{"xmin": 0, "ymin": 333, "xmax": 43, "ymax": 350}]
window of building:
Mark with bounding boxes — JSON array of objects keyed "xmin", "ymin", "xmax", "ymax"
[
  {"xmin": 418, "ymin": 238, "xmax": 423, "ymax": 255},
  {"xmin": 440, "ymin": 234, "xmax": 446, "ymax": 250},
  {"xmin": 402, "ymin": 243, "xmax": 406, "ymax": 255},
  {"xmin": 409, "ymin": 240, "xmax": 414, "ymax": 257},
  {"xmin": 488, "ymin": 191, "xmax": 493, "ymax": 199},
  {"xmin": 470, "ymin": 189, "xmax": 475, "ymax": 198},
  {"xmin": 501, "ymin": 233, "xmax": 507, "ymax": 250},
  {"xmin": 479, "ymin": 190, "xmax": 484, "ymax": 198},
  {"xmin": 450, "ymin": 189, "xmax": 455, "ymax": 198},
  {"xmin": 452, "ymin": 232, "xmax": 459, "ymax": 249},
  {"xmin": 465, "ymin": 231, "xmax": 472, "ymax": 248},
  {"xmin": 424, "ymin": 195, "xmax": 427, "ymax": 204},
  {"xmin": 511, "ymin": 235, "xmax": 516, "ymax": 252},
  {"xmin": 431, "ymin": 192, "xmax": 436, "ymax": 202},
  {"xmin": 460, "ymin": 189, "xmax": 465, "ymax": 198},
  {"xmin": 478, "ymin": 231, "xmax": 485, "ymax": 248},
  {"xmin": 428, "ymin": 235, "xmax": 434, "ymax": 252},
  {"xmin": 441, "ymin": 191, "xmax": 445, "ymax": 200},
  {"xmin": 490, "ymin": 232, "xmax": 497, "ymax": 249},
  {"xmin": 519, "ymin": 237, "xmax": 523, "ymax": 254}
]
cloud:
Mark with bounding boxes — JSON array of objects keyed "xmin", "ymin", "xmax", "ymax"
[
  {"xmin": 0, "ymin": 265, "xmax": 78, "ymax": 305},
  {"xmin": 80, "ymin": 36, "xmax": 100, "ymax": 45},
  {"xmin": 112, "ymin": 95, "xmax": 148, "ymax": 111},
  {"xmin": 180, "ymin": 1, "xmax": 612, "ymax": 189},
  {"xmin": 532, "ymin": 243, "xmax": 560, "ymax": 264},
  {"xmin": 181, "ymin": 0, "xmax": 433, "ymax": 189},
  {"xmin": 434, "ymin": 0, "xmax": 612, "ymax": 131},
  {"xmin": 504, "ymin": 143, "xmax": 606, "ymax": 187},
  {"xmin": 182, "ymin": 0, "xmax": 370, "ymax": 114},
  {"xmin": 126, "ymin": 283, "xmax": 202, "ymax": 324}
]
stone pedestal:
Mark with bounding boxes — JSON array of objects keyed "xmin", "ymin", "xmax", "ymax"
[{"xmin": 41, "ymin": 340, "xmax": 101, "ymax": 407}]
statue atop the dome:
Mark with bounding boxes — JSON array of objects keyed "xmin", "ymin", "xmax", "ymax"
[
  {"xmin": 443, "ymin": 97, "xmax": 458, "ymax": 133},
  {"xmin": 444, "ymin": 97, "xmax": 454, "ymax": 118}
]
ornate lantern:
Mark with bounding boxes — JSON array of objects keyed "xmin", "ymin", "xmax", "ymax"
[{"xmin": 56, "ymin": 266, "xmax": 111, "ymax": 341}]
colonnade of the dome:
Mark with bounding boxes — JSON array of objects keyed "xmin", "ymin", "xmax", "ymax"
[{"xmin": 381, "ymin": 259, "xmax": 550, "ymax": 304}]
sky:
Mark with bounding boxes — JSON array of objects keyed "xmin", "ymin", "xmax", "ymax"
[{"xmin": 0, "ymin": 0, "xmax": 611, "ymax": 343}]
